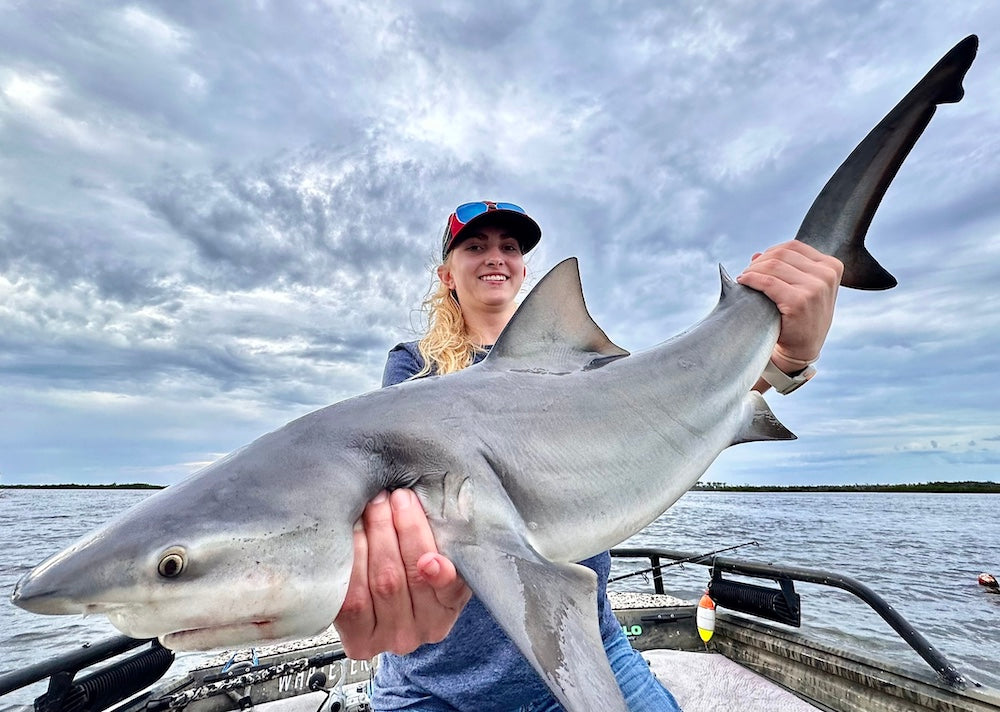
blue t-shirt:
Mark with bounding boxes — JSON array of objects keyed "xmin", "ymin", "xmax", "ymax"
[{"xmin": 372, "ymin": 341, "xmax": 622, "ymax": 711}]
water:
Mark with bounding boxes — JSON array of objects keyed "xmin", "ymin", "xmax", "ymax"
[{"xmin": 1, "ymin": 490, "xmax": 998, "ymax": 710}]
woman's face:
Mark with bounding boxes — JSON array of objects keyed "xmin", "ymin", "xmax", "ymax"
[{"xmin": 438, "ymin": 225, "xmax": 526, "ymax": 310}]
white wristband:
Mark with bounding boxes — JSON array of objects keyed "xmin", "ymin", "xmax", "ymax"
[{"xmin": 762, "ymin": 359, "xmax": 817, "ymax": 395}]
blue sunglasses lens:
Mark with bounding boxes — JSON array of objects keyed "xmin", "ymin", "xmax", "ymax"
[
  {"xmin": 454, "ymin": 201, "xmax": 526, "ymax": 225},
  {"xmin": 454, "ymin": 202, "xmax": 488, "ymax": 224}
]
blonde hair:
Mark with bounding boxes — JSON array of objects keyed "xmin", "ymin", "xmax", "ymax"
[{"xmin": 414, "ymin": 265, "xmax": 487, "ymax": 378}]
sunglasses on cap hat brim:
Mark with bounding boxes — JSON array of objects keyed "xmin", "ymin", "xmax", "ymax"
[{"xmin": 441, "ymin": 201, "xmax": 541, "ymax": 258}]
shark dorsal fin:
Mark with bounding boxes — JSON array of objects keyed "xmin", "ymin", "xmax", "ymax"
[{"xmin": 484, "ymin": 258, "xmax": 629, "ymax": 373}]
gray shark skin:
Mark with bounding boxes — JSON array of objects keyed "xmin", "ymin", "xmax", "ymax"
[{"xmin": 12, "ymin": 37, "xmax": 976, "ymax": 711}]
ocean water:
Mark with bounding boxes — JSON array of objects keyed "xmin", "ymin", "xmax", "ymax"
[{"xmin": 1, "ymin": 489, "xmax": 998, "ymax": 709}]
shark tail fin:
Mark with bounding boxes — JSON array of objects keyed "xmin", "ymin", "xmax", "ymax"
[
  {"xmin": 839, "ymin": 245, "xmax": 898, "ymax": 291},
  {"xmin": 731, "ymin": 391, "xmax": 797, "ymax": 445},
  {"xmin": 794, "ymin": 35, "xmax": 977, "ymax": 291}
]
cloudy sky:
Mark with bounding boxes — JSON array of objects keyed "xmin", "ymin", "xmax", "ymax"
[{"xmin": 1, "ymin": 1, "xmax": 998, "ymax": 487}]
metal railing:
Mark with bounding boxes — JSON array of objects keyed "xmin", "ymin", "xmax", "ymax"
[{"xmin": 610, "ymin": 546, "xmax": 969, "ymax": 689}]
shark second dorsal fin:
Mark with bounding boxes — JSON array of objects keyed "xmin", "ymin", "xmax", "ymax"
[
  {"xmin": 731, "ymin": 391, "xmax": 797, "ymax": 445},
  {"xmin": 485, "ymin": 258, "xmax": 629, "ymax": 373}
]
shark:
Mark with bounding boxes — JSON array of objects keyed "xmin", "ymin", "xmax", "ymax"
[{"xmin": 12, "ymin": 36, "xmax": 977, "ymax": 711}]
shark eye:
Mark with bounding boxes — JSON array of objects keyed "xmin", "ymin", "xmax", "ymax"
[{"xmin": 157, "ymin": 548, "xmax": 187, "ymax": 579}]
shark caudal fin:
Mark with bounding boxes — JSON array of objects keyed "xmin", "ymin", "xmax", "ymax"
[
  {"xmin": 795, "ymin": 35, "xmax": 977, "ymax": 290},
  {"xmin": 484, "ymin": 257, "xmax": 629, "ymax": 373}
]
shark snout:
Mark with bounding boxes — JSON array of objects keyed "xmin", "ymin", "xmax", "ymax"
[{"xmin": 11, "ymin": 570, "xmax": 80, "ymax": 615}]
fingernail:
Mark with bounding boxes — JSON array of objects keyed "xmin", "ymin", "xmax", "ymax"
[
  {"xmin": 372, "ymin": 490, "xmax": 388, "ymax": 504},
  {"xmin": 423, "ymin": 556, "xmax": 441, "ymax": 578},
  {"xmin": 391, "ymin": 489, "xmax": 411, "ymax": 510}
]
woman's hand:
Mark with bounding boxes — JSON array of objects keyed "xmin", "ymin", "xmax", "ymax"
[
  {"xmin": 333, "ymin": 489, "xmax": 472, "ymax": 660},
  {"xmin": 736, "ymin": 240, "xmax": 844, "ymax": 376}
]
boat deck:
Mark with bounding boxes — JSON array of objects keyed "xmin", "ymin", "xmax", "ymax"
[
  {"xmin": 611, "ymin": 591, "xmax": 823, "ymax": 710},
  {"xmin": 189, "ymin": 649, "xmax": 825, "ymax": 712},
  {"xmin": 646, "ymin": 648, "xmax": 822, "ymax": 711},
  {"xmin": 611, "ymin": 589, "xmax": 1000, "ymax": 712}
]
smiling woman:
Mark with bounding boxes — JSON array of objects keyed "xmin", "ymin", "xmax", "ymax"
[
  {"xmin": 411, "ymin": 201, "xmax": 541, "ymax": 378},
  {"xmin": 332, "ymin": 201, "xmax": 689, "ymax": 711},
  {"xmin": 440, "ymin": 227, "xmax": 526, "ymax": 308}
]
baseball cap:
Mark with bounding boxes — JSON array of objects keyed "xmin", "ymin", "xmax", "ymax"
[{"xmin": 441, "ymin": 201, "xmax": 541, "ymax": 259}]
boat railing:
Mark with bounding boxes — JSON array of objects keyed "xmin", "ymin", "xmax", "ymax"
[
  {"xmin": 0, "ymin": 634, "xmax": 172, "ymax": 704},
  {"xmin": 0, "ymin": 634, "xmax": 350, "ymax": 711},
  {"xmin": 609, "ymin": 546, "xmax": 970, "ymax": 689}
]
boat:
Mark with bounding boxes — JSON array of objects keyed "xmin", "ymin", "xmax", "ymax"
[{"xmin": 3, "ymin": 547, "xmax": 998, "ymax": 712}]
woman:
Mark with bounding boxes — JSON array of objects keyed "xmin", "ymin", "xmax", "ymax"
[{"xmin": 334, "ymin": 201, "xmax": 843, "ymax": 711}]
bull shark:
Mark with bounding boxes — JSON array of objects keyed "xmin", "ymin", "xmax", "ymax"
[{"xmin": 12, "ymin": 37, "xmax": 977, "ymax": 711}]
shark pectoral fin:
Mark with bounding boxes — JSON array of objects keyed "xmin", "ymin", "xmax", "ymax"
[
  {"xmin": 448, "ymin": 538, "xmax": 627, "ymax": 712},
  {"xmin": 731, "ymin": 391, "xmax": 796, "ymax": 445},
  {"xmin": 484, "ymin": 258, "xmax": 629, "ymax": 374}
]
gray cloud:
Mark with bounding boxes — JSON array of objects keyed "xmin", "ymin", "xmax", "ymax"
[{"xmin": 1, "ymin": 1, "xmax": 998, "ymax": 485}]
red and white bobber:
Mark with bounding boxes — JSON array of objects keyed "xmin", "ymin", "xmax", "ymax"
[{"xmin": 697, "ymin": 592, "xmax": 716, "ymax": 643}]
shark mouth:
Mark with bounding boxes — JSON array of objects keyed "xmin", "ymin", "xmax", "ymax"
[{"xmin": 159, "ymin": 619, "xmax": 281, "ymax": 651}]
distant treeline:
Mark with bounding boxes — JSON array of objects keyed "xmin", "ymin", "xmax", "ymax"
[
  {"xmin": 693, "ymin": 480, "xmax": 1000, "ymax": 493},
  {"xmin": 0, "ymin": 483, "xmax": 164, "ymax": 490}
]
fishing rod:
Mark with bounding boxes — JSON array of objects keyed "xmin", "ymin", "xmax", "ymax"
[{"xmin": 607, "ymin": 541, "xmax": 759, "ymax": 585}]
